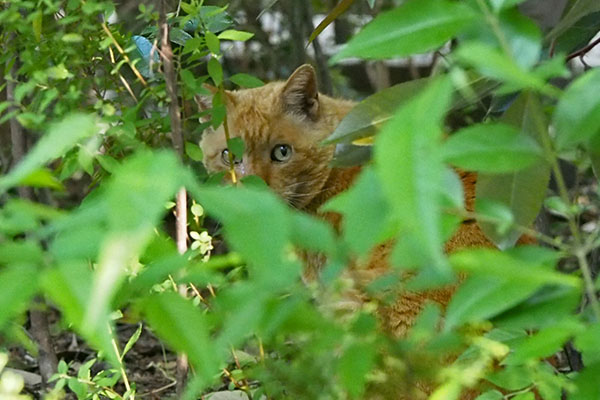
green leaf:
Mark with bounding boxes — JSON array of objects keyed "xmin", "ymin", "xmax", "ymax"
[
  {"xmin": 325, "ymin": 75, "xmax": 496, "ymax": 145},
  {"xmin": 132, "ymin": 35, "xmax": 159, "ymax": 78},
  {"xmin": 226, "ymin": 137, "xmax": 245, "ymax": 160},
  {"xmin": 143, "ymin": 292, "xmax": 221, "ymax": 384},
  {"xmin": 494, "ymin": 285, "xmax": 580, "ymax": 330},
  {"xmin": 331, "ymin": 0, "xmax": 476, "ymax": 62},
  {"xmin": 207, "ymin": 57, "xmax": 223, "ymax": 86},
  {"xmin": 185, "ymin": 141, "xmax": 204, "ymax": 161},
  {"xmin": 443, "ymin": 123, "xmax": 543, "ymax": 173},
  {"xmin": 32, "ymin": 10, "xmax": 42, "ymax": 41},
  {"xmin": 322, "ymin": 167, "xmax": 395, "ymax": 257},
  {"xmin": 169, "ymin": 28, "xmax": 193, "ymax": 46},
  {"xmin": 572, "ymin": 362, "xmax": 600, "ymax": 400},
  {"xmin": 308, "ymin": 0, "xmax": 355, "ymax": 45},
  {"xmin": 546, "ymin": 0, "xmax": 600, "ymax": 41},
  {"xmin": 337, "ymin": 341, "xmax": 376, "ymax": 398},
  {"xmin": 43, "ymin": 261, "xmax": 117, "ymax": 365},
  {"xmin": 475, "ymin": 390, "xmax": 504, "ymax": 400},
  {"xmin": 19, "ymin": 168, "xmax": 64, "ymax": 190},
  {"xmin": 449, "ymin": 248, "xmax": 580, "ymax": 288},
  {"xmin": 445, "ymin": 273, "xmax": 539, "ymax": 331},
  {"xmin": 217, "ymin": 29, "xmax": 253, "ymax": 41},
  {"xmin": 505, "ymin": 318, "xmax": 584, "ymax": 365},
  {"xmin": 121, "ymin": 324, "xmax": 142, "ymax": 359},
  {"xmin": 205, "ymin": 31, "xmax": 220, "ymax": 54},
  {"xmin": 229, "ymin": 73, "xmax": 264, "ymax": 88},
  {"xmin": 61, "ymin": 33, "xmax": 83, "ymax": 42},
  {"xmin": 325, "ymin": 78, "xmax": 429, "ymax": 145},
  {"xmin": 374, "ymin": 77, "xmax": 453, "ymax": 278},
  {"xmin": 454, "ymin": 42, "xmax": 551, "ymax": 94},
  {"xmin": 476, "ymin": 93, "xmax": 551, "ymax": 249},
  {"xmin": 553, "ymin": 68, "xmax": 600, "ymax": 150},
  {"xmin": 289, "ymin": 212, "xmax": 337, "ymax": 255},
  {"xmin": 0, "ymin": 264, "xmax": 39, "ymax": 330},
  {"xmin": 0, "ymin": 113, "xmax": 98, "ymax": 191},
  {"xmin": 489, "ymin": 0, "xmax": 527, "ymax": 12}
]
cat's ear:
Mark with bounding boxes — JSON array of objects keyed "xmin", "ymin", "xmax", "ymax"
[
  {"xmin": 194, "ymin": 84, "xmax": 236, "ymax": 122},
  {"xmin": 281, "ymin": 64, "xmax": 319, "ymax": 121}
]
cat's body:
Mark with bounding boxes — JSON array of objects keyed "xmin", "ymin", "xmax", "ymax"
[
  {"xmin": 200, "ymin": 64, "xmax": 496, "ymax": 325},
  {"xmin": 200, "ymin": 65, "xmax": 497, "ymax": 396}
]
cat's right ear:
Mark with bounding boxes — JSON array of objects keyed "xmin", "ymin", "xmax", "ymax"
[
  {"xmin": 282, "ymin": 64, "xmax": 319, "ymax": 121},
  {"xmin": 194, "ymin": 84, "xmax": 219, "ymax": 123}
]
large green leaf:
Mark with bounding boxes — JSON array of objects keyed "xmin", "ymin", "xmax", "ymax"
[
  {"xmin": 0, "ymin": 113, "xmax": 98, "ymax": 191},
  {"xmin": 322, "ymin": 167, "xmax": 395, "ymax": 258},
  {"xmin": 0, "ymin": 264, "xmax": 39, "ymax": 331},
  {"xmin": 331, "ymin": 0, "xmax": 476, "ymax": 62},
  {"xmin": 84, "ymin": 151, "xmax": 184, "ymax": 337},
  {"xmin": 143, "ymin": 292, "xmax": 222, "ymax": 386},
  {"xmin": 546, "ymin": 0, "xmax": 600, "ymax": 41},
  {"xmin": 443, "ymin": 123, "xmax": 543, "ymax": 173},
  {"xmin": 476, "ymin": 93, "xmax": 551, "ymax": 249},
  {"xmin": 553, "ymin": 68, "xmax": 600, "ymax": 150},
  {"xmin": 325, "ymin": 75, "xmax": 496, "ymax": 147},
  {"xmin": 375, "ymin": 76, "xmax": 453, "ymax": 278}
]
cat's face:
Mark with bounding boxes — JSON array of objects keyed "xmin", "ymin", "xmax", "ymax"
[{"xmin": 200, "ymin": 65, "xmax": 344, "ymax": 209}]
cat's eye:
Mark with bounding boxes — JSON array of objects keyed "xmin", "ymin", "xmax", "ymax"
[
  {"xmin": 221, "ymin": 149, "xmax": 241, "ymax": 166},
  {"xmin": 271, "ymin": 144, "xmax": 293, "ymax": 162}
]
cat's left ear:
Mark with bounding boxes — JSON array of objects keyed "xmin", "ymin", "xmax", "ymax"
[{"xmin": 282, "ymin": 64, "xmax": 319, "ymax": 121}]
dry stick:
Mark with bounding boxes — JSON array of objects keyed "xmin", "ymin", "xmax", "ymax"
[
  {"xmin": 6, "ymin": 53, "xmax": 58, "ymax": 388},
  {"xmin": 158, "ymin": 1, "xmax": 189, "ymax": 396}
]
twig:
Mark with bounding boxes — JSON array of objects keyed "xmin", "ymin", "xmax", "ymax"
[
  {"xmin": 159, "ymin": 2, "xmax": 189, "ymax": 396},
  {"xmin": 301, "ymin": 0, "xmax": 333, "ymax": 95},
  {"xmin": 101, "ymin": 23, "xmax": 148, "ymax": 87},
  {"xmin": 109, "ymin": 325, "xmax": 134, "ymax": 399},
  {"xmin": 7, "ymin": 48, "xmax": 58, "ymax": 388},
  {"xmin": 566, "ymin": 37, "xmax": 600, "ymax": 62}
]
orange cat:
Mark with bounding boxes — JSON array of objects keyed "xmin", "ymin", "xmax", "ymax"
[{"xmin": 200, "ymin": 64, "xmax": 497, "ymax": 397}]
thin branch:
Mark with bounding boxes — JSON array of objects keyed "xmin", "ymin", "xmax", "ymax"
[
  {"xmin": 159, "ymin": 2, "xmax": 189, "ymax": 397},
  {"xmin": 6, "ymin": 48, "xmax": 58, "ymax": 388},
  {"xmin": 566, "ymin": 37, "xmax": 600, "ymax": 62}
]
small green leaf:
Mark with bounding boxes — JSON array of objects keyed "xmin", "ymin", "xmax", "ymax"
[
  {"xmin": 546, "ymin": 0, "xmax": 600, "ymax": 40},
  {"xmin": 205, "ymin": 31, "xmax": 220, "ymax": 54},
  {"xmin": 226, "ymin": 137, "xmax": 245, "ymax": 160},
  {"xmin": 443, "ymin": 123, "xmax": 543, "ymax": 173},
  {"xmin": 191, "ymin": 203, "xmax": 204, "ymax": 217},
  {"xmin": 309, "ymin": 0, "xmax": 355, "ymax": 45},
  {"xmin": 32, "ymin": 11, "xmax": 42, "ymax": 41},
  {"xmin": 337, "ymin": 341, "xmax": 376, "ymax": 398},
  {"xmin": 217, "ymin": 29, "xmax": 253, "ymax": 41},
  {"xmin": 229, "ymin": 73, "xmax": 264, "ymax": 88},
  {"xmin": 121, "ymin": 324, "xmax": 142, "ymax": 359},
  {"xmin": 19, "ymin": 168, "xmax": 64, "ymax": 190},
  {"xmin": 489, "ymin": 0, "xmax": 527, "ymax": 12},
  {"xmin": 185, "ymin": 141, "xmax": 204, "ymax": 161},
  {"xmin": 332, "ymin": 0, "xmax": 476, "ymax": 62},
  {"xmin": 475, "ymin": 390, "xmax": 504, "ymax": 400},
  {"xmin": 61, "ymin": 33, "xmax": 83, "ymax": 42},
  {"xmin": 207, "ymin": 57, "xmax": 223, "ymax": 86}
]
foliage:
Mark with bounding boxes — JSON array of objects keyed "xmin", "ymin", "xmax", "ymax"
[{"xmin": 1, "ymin": 0, "xmax": 600, "ymax": 399}]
